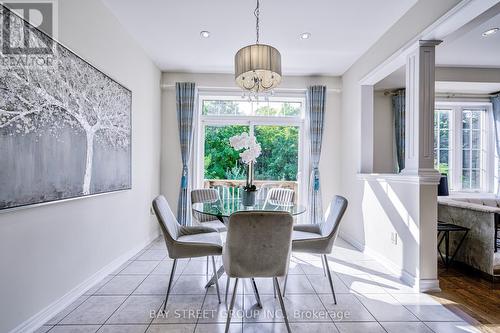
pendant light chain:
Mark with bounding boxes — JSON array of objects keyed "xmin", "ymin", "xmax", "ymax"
[{"xmin": 254, "ymin": 0, "xmax": 260, "ymax": 44}]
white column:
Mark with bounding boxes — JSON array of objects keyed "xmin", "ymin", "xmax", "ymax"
[
  {"xmin": 403, "ymin": 40, "xmax": 442, "ymax": 291},
  {"xmin": 402, "ymin": 40, "xmax": 442, "ymax": 177}
]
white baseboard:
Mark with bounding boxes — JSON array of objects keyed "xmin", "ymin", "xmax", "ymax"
[
  {"xmin": 339, "ymin": 231, "xmax": 365, "ymax": 251},
  {"xmin": 339, "ymin": 232, "xmax": 440, "ymax": 293},
  {"xmin": 416, "ymin": 279, "xmax": 441, "ymax": 292},
  {"xmin": 9, "ymin": 234, "xmax": 159, "ymax": 333}
]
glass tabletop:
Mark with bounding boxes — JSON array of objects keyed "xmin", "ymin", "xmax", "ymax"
[{"xmin": 193, "ymin": 198, "xmax": 306, "ymax": 218}]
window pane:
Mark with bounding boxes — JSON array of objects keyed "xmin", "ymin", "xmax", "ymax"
[
  {"xmin": 471, "ymin": 170, "xmax": 480, "ymax": 189},
  {"xmin": 462, "ymin": 111, "xmax": 471, "ymax": 129},
  {"xmin": 471, "ymin": 130, "xmax": 480, "ymax": 149},
  {"xmin": 471, "ymin": 111, "xmax": 480, "ymax": 129},
  {"xmin": 462, "ymin": 170, "xmax": 471, "ymax": 189},
  {"xmin": 434, "ymin": 109, "xmax": 451, "ymax": 173},
  {"xmin": 462, "ymin": 130, "xmax": 470, "ymax": 149},
  {"xmin": 204, "ymin": 125, "xmax": 250, "ymax": 180},
  {"xmin": 439, "ymin": 111, "xmax": 449, "ymax": 129},
  {"xmin": 254, "ymin": 101, "xmax": 302, "ymax": 117},
  {"xmin": 471, "ymin": 150, "xmax": 480, "ymax": 168},
  {"xmin": 438, "ymin": 150, "xmax": 449, "ymax": 174},
  {"xmin": 463, "ymin": 150, "xmax": 471, "ymax": 169},
  {"xmin": 439, "ymin": 149, "xmax": 448, "ymax": 165},
  {"xmin": 254, "ymin": 125, "xmax": 299, "ymax": 181},
  {"xmin": 202, "ymin": 100, "xmax": 251, "ymax": 116},
  {"xmin": 439, "ymin": 130, "xmax": 449, "ymax": 148}
]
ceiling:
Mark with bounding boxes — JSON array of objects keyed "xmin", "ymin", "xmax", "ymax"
[
  {"xmin": 375, "ymin": 6, "xmax": 500, "ymax": 93},
  {"xmin": 436, "ymin": 5, "xmax": 500, "ymax": 68},
  {"xmin": 102, "ymin": 0, "xmax": 417, "ymax": 75}
]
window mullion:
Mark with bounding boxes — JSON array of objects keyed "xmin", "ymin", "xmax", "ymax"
[{"xmin": 454, "ymin": 106, "xmax": 462, "ymax": 191}]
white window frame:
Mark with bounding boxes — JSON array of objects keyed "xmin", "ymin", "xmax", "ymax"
[
  {"xmin": 435, "ymin": 101, "xmax": 494, "ymax": 193},
  {"xmin": 193, "ymin": 90, "xmax": 308, "ymax": 206}
]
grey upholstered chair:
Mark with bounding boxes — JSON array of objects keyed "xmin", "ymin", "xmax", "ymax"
[
  {"xmin": 284, "ymin": 195, "xmax": 348, "ymax": 304},
  {"xmin": 256, "ymin": 183, "xmax": 278, "ymax": 202},
  {"xmin": 223, "ymin": 211, "xmax": 294, "ymax": 333},
  {"xmin": 152, "ymin": 195, "xmax": 223, "ymax": 311},
  {"xmin": 191, "ymin": 189, "xmax": 227, "ymax": 275},
  {"xmin": 191, "ymin": 188, "xmax": 227, "ymax": 232},
  {"xmin": 265, "ymin": 187, "xmax": 295, "ymax": 205}
]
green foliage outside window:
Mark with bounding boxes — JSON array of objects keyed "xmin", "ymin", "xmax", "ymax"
[{"xmin": 204, "ymin": 125, "xmax": 299, "ymax": 181}]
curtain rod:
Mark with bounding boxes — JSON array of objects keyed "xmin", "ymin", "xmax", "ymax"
[
  {"xmin": 436, "ymin": 92, "xmax": 499, "ymax": 99},
  {"xmin": 383, "ymin": 90, "xmax": 499, "ymax": 98},
  {"xmin": 160, "ymin": 83, "xmax": 342, "ymax": 93},
  {"xmin": 383, "ymin": 89, "xmax": 404, "ymax": 96}
]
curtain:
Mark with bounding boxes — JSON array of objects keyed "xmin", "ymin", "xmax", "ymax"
[
  {"xmin": 307, "ymin": 85, "xmax": 326, "ymax": 224},
  {"xmin": 392, "ymin": 89, "xmax": 405, "ymax": 172},
  {"xmin": 492, "ymin": 95, "xmax": 500, "ymax": 195},
  {"xmin": 176, "ymin": 82, "xmax": 196, "ymax": 225}
]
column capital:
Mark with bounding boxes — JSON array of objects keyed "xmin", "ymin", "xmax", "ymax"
[{"xmin": 418, "ymin": 40, "xmax": 442, "ymax": 47}]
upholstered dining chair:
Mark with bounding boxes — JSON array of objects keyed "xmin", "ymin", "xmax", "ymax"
[
  {"xmin": 191, "ymin": 189, "xmax": 227, "ymax": 275},
  {"xmin": 191, "ymin": 189, "xmax": 227, "ymax": 232},
  {"xmin": 256, "ymin": 183, "xmax": 278, "ymax": 202},
  {"xmin": 265, "ymin": 187, "xmax": 295, "ymax": 205},
  {"xmin": 284, "ymin": 195, "xmax": 348, "ymax": 304},
  {"xmin": 152, "ymin": 195, "xmax": 223, "ymax": 312},
  {"xmin": 223, "ymin": 211, "xmax": 294, "ymax": 333}
]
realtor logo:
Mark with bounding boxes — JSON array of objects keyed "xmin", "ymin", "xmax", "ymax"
[{"xmin": 1, "ymin": 1, "xmax": 57, "ymax": 55}]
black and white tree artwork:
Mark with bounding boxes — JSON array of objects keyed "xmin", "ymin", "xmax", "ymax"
[{"xmin": 0, "ymin": 6, "xmax": 131, "ymax": 210}]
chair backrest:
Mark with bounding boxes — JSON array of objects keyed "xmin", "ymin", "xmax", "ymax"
[
  {"xmin": 223, "ymin": 211, "xmax": 293, "ymax": 278},
  {"xmin": 191, "ymin": 189, "xmax": 220, "ymax": 222},
  {"xmin": 256, "ymin": 183, "xmax": 279, "ymax": 202},
  {"xmin": 319, "ymin": 195, "xmax": 348, "ymax": 240},
  {"xmin": 152, "ymin": 195, "xmax": 181, "ymax": 251},
  {"xmin": 266, "ymin": 188, "xmax": 295, "ymax": 205}
]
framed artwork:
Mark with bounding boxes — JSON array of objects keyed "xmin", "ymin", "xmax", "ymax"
[{"xmin": 0, "ymin": 5, "xmax": 132, "ymax": 210}]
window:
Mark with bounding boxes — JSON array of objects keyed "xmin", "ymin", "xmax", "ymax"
[
  {"xmin": 434, "ymin": 103, "xmax": 493, "ymax": 192},
  {"xmin": 195, "ymin": 94, "xmax": 306, "ymax": 202}
]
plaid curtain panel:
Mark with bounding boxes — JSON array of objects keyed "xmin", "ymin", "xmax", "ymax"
[
  {"xmin": 176, "ymin": 82, "xmax": 196, "ymax": 225},
  {"xmin": 307, "ymin": 85, "xmax": 326, "ymax": 224},
  {"xmin": 392, "ymin": 89, "xmax": 405, "ymax": 172}
]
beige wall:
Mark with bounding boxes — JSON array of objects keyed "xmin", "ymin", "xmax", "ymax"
[
  {"xmin": 0, "ymin": 1, "xmax": 162, "ymax": 331},
  {"xmin": 160, "ymin": 73, "xmax": 342, "ymax": 213},
  {"xmin": 373, "ymin": 91, "xmax": 395, "ymax": 173},
  {"xmin": 339, "ymin": 0, "xmax": 462, "ymax": 287}
]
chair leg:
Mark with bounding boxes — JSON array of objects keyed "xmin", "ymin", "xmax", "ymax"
[
  {"xmin": 273, "ymin": 278, "xmax": 277, "ymax": 298},
  {"xmin": 321, "ymin": 255, "xmax": 327, "ymax": 277},
  {"xmin": 250, "ymin": 278, "xmax": 263, "ymax": 308},
  {"xmin": 225, "ymin": 278, "xmax": 239, "ymax": 333},
  {"xmin": 282, "ymin": 274, "xmax": 288, "ymax": 297},
  {"xmin": 274, "ymin": 277, "xmax": 291, "ymax": 333},
  {"xmin": 162, "ymin": 259, "xmax": 177, "ymax": 312},
  {"xmin": 323, "ymin": 254, "xmax": 337, "ymax": 304},
  {"xmin": 225, "ymin": 275, "xmax": 230, "ymax": 304},
  {"xmin": 206, "ymin": 256, "xmax": 209, "ymax": 277},
  {"xmin": 211, "ymin": 256, "xmax": 221, "ymax": 304}
]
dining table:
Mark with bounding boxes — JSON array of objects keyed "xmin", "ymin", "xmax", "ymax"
[{"xmin": 192, "ymin": 196, "xmax": 306, "ymax": 307}]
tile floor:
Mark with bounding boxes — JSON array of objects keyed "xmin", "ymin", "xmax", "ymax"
[{"xmin": 36, "ymin": 238, "xmax": 480, "ymax": 333}]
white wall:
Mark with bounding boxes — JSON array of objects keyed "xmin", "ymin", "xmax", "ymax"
[
  {"xmin": 339, "ymin": 0, "xmax": 462, "ymax": 287},
  {"xmin": 0, "ymin": 1, "xmax": 161, "ymax": 331},
  {"xmin": 160, "ymin": 72, "xmax": 342, "ymax": 213}
]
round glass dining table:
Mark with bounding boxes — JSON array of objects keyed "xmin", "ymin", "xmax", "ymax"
[
  {"xmin": 194, "ymin": 196, "xmax": 306, "ymax": 307},
  {"xmin": 192, "ymin": 198, "xmax": 306, "ymax": 222}
]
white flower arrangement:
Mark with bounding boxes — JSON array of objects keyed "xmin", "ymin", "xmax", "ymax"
[{"xmin": 229, "ymin": 132, "xmax": 262, "ymax": 164}]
